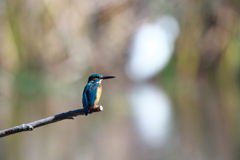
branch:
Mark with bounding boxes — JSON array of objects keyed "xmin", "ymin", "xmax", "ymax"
[{"xmin": 0, "ymin": 105, "xmax": 103, "ymax": 138}]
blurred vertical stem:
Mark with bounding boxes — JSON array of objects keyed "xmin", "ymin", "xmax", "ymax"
[
  {"xmin": 4, "ymin": 1, "xmax": 47, "ymax": 159},
  {"xmin": 5, "ymin": 1, "xmax": 24, "ymax": 160},
  {"xmin": 6, "ymin": 0, "xmax": 23, "ymax": 70}
]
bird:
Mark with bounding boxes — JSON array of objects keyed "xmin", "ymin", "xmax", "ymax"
[{"xmin": 82, "ymin": 74, "xmax": 115, "ymax": 116}]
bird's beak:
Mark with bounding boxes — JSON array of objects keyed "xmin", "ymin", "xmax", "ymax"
[{"xmin": 102, "ymin": 76, "xmax": 115, "ymax": 80}]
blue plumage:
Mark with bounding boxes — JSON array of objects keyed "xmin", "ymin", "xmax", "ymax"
[
  {"xmin": 82, "ymin": 83, "xmax": 90, "ymax": 115},
  {"xmin": 83, "ymin": 80, "xmax": 100, "ymax": 115},
  {"xmin": 82, "ymin": 74, "xmax": 115, "ymax": 116},
  {"xmin": 88, "ymin": 74, "xmax": 103, "ymax": 83}
]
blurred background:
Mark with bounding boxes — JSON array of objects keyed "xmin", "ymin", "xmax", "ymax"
[{"xmin": 0, "ymin": 0, "xmax": 240, "ymax": 160}]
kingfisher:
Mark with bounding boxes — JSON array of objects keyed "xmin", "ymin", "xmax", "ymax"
[{"xmin": 82, "ymin": 74, "xmax": 115, "ymax": 116}]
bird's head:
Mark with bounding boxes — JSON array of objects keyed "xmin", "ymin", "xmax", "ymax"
[{"xmin": 88, "ymin": 74, "xmax": 115, "ymax": 83}]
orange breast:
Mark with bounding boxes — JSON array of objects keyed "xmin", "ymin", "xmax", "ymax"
[{"xmin": 94, "ymin": 83, "xmax": 102, "ymax": 105}]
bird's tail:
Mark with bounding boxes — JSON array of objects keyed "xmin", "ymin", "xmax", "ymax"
[{"xmin": 84, "ymin": 107, "xmax": 89, "ymax": 116}]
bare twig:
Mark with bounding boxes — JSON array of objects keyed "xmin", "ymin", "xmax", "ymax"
[{"xmin": 0, "ymin": 106, "xmax": 103, "ymax": 138}]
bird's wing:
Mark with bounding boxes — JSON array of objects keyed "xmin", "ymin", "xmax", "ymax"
[
  {"xmin": 86, "ymin": 83, "xmax": 100, "ymax": 108},
  {"xmin": 82, "ymin": 83, "xmax": 90, "ymax": 115}
]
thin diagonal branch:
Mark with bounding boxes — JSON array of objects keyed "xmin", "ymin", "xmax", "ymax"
[{"xmin": 0, "ymin": 106, "xmax": 103, "ymax": 138}]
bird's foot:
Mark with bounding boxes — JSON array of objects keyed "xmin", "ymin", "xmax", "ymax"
[{"xmin": 88, "ymin": 105, "xmax": 103, "ymax": 114}]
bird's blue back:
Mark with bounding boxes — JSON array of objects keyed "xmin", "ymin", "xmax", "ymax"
[{"xmin": 82, "ymin": 79, "xmax": 101, "ymax": 115}]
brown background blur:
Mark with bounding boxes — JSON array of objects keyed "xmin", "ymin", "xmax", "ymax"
[{"xmin": 0, "ymin": 0, "xmax": 240, "ymax": 160}]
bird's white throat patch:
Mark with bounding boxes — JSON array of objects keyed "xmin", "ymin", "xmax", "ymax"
[{"xmin": 97, "ymin": 79, "xmax": 103, "ymax": 83}]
